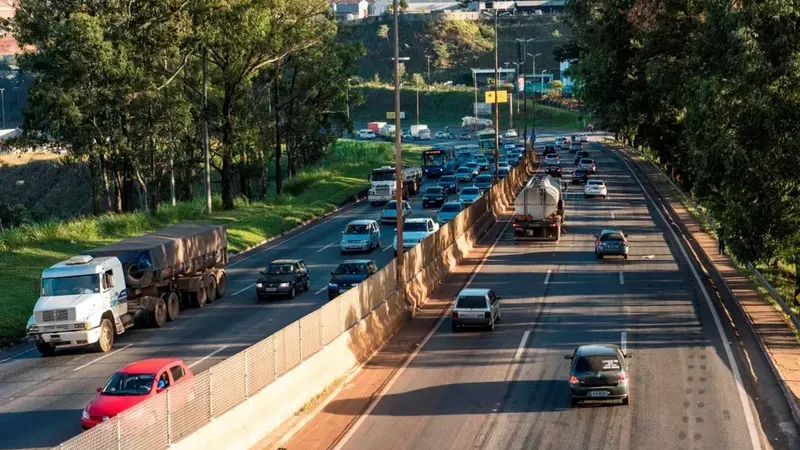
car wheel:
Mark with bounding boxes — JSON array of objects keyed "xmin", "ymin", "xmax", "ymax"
[
  {"xmin": 622, "ymin": 394, "xmax": 631, "ymax": 406},
  {"xmin": 305, "ymin": 280, "xmax": 311, "ymax": 291},
  {"xmin": 570, "ymin": 397, "xmax": 579, "ymax": 407},
  {"xmin": 624, "ymin": 254, "xmax": 629, "ymax": 260},
  {"xmin": 36, "ymin": 342, "xmax": 56, "ymax": 357},
  {"xmin": 288, "ymin": 287, "xmax": 296, "ymax": 299},
  {"xmin": 596, "ymin": 252, "xmax": 603, "ymax": 260},
  {"xmin": 451, "ymin": 323, "xmax": 458, "ymax": 333}
]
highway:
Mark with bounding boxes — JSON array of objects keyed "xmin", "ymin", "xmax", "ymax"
[
  {"xmin": 0, "ymin": 130, "xmax": 559, "ymax": 449},
  {"xmin": 330, "ymin": 138, "xmax": 776, "ymax": 450}
]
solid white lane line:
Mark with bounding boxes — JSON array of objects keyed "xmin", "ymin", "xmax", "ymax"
[
  {"xmin": 619, "ymin": 271, "xmax": 625, "ymax": 285},
  {"xmin": 382, "ymin": 244, "xmax": 394, "ymax": 252},
  {"xmin": 332, "ymin": 218, "xmax": 513, "ymax": 450},
  {"xmin": 314, "ymin": 286, "xmax": 328, "ymax": 295},
  {"xmin": 0, "ymin": 347, "xmax": 36, "ymax": 364},
  {"xmin": 226, "ymin": 203, "xmax": 369, "ymax": 268},
  {"xmin": 613, "ymin": 148, "xmax": 762, "ymax": 450},
  {"xmin": 611, "ymin": 211, "xmax": 616, "ymax": 220},
  {"xmin": 188, "ymin": 345, "xmax": 230, "ymax": 369},
  {"xmin": 514, "ymin": 330, "xmax": 531, "ymax": 360},
  {"xmin": 233, "ymin": 283, "xmax": 255, "ymax": 296},
  {"xmin": 73, "ymin": 344, "xmax": 133, "ymax": 372},
  {"xmin": 544, "ymin": 270, "xmax": 552, "ymax": 285},
  {"xmin": 316, "ymin": 242, "xmax": 336, "ymax": 253},
  {"xmin": 621, "ymin": 331, "xmax": 627, "ymax": 354}
]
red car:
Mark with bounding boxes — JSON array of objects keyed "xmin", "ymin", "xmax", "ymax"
[{"xmin": 81, "ymin": 358, "xmax": 193, "ymax": 429}]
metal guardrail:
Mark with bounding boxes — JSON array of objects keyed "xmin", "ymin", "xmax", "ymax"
[{"xmin": 51, "ymin": 150, "xmax": 537, "ymax": 450}]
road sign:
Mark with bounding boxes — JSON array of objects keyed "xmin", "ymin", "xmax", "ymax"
[
  {"xmin": 485, "ymin": 90, "xmax": 508, "ymax": 104},
  {"xmin": 386, "ymin": 111, "xmax": 406, "ymax": 120}
]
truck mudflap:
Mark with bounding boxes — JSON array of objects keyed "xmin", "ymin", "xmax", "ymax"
[{"xmin": 512, "ymin": 220, "xmax": 561, "ymax": 241}]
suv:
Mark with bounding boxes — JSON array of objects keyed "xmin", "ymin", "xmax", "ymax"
[
  {"xmin": 595, "ymin": 229, "xmax": 630, "ymax": 259},
  {"xmin": 327, "ymin": 260, "xmax": 377, "ymax": 300},
  {"xmin": 340, "ymin": 220, "xmax": 381, "ymax": 253},
  {"xmin": 565, "ymin": 344, "xmax": 631, "ymax": 406},
  {"xmin": 452, "ymin": 288, "xmax": 501, "ymax": 332},
  {"xmin": 256, "ymin": 259, "xmax": 311, "ymax": 300}
]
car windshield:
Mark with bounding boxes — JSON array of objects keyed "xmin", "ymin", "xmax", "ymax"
[
  {"xmin": 461, "ymin": 188, "xmax": 480, "ymax": 195},
  {"xmin": 40, "ymin": 274, "xmax": 101, "ymax": 296},
  {"xmin": 426, "ymin": 187, "xmax": 443, "ymax": 195},
  {"xmin": 345, "ymin": 224, "xmax": 369, "ymax": 234},
  {"xmin": 476, "ymin": 176, "xmax": 492, "ymax": 183},
  {"xmin": 601, "ymin": 233, "xmax": 625, "ymax": 242},
  {"xmin": 582, "ymin": 159, "xmax": 595, "ymax": 164},
  {"xmin": 267, "ymin": 264, "xmax": 295, "ymax": 275},
  {"xmin": 404, "ymin": 222, "xmax": 429, "ymax": 232},
  {"xmin": 334, "ymin": 263, "xmax": 368, "ymax": 275},
  {"xmin": 574, "ymin": 355, "xmax": 622, "ymax": 373},
  {"xmin": 384, "ymin": 201, "xmax": 397, "ymax": 210},
  {"xmin": 440, "ymin": 203, "xmax": 462, "ymax": 212},
  {"xmin": 466, "ymin": 163, "xmax": 478, "ymax": 168},
  {"xmin": 371, "ymin": 171, "xmax": 395, "ymax": 181},
  {"xmin": 102, "ymin": 373, "xmax": 155, "ymax": 396},
  {"xmin": 440, "ymin": 176, "xmax": 455, "ymax": 183},
  {"xmin": 588, "ymin": 181, "xmax": 604, "ymax": 186},
  {"xmin": 456, "ymin": 295, "xmax": 487, "ymax": 309}
]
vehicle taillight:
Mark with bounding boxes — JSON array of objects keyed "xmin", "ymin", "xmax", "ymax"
[
  {"xmin": 569, "ymin": 376, "xmax": 579, "ymax": 384},
  {"xmin": 618, "ymin": 372, "xmax": 627, "ymax": 382},
  {"xmin": 452, "ymin": 311, "xmax": 459, "ymax": 319}
]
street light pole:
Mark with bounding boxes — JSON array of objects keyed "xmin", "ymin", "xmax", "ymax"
[
  {"xmin": 1, "ymin": 88, "xmax": 6, "ymax": 129},
  {"xmin": 541, "ymin": 69, "xmax": 548, "ymax": 102},
  {"xmin": 493, "ymin": 11, "xmax": 499, "ymax": 181},
  {"xmin": 473, "ymin": 68, "xmax": 478, "ymax": 127},
  {"xmin": 528, "ymin": 52, "xmax": 541, "ymax": 141},
  {"xmin": 516, "ymin": 38, "xmax": 534, "ymax": 144},
  {"xmin": 426, "ymin": 54, "xmax": 432, "ymax": 80},
  {"xmin": 511, "ymin": 62, "xmax": 522, "ymax": 119},
  {"xmin": 392, "ymin": 0, "xmax": 405, "ymax": 306}
]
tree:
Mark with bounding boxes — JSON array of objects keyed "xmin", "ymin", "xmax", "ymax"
[
  {"xmin": 412, "ymin": 73, "xmax": 426, "ymax": 88},
  {"xmin": 377, "ymin": 24, "xmax": 390, "ymax": 41}
]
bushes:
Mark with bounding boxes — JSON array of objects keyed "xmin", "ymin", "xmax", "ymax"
[{"xmin": 0, "ymin": 202, "xmax": 29, "ymax": 230}]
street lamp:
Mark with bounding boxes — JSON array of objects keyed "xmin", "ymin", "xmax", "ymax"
[
  {"xmin": 391, "ymin": 0, "xmax": 406, "ymax": 305},
  {"xmin": 511, "ymin": 62, "xmax": 523, "ymax": 118},
  {"xmin": 527, "ymin": 53, "xmax": 541, "ymax": 141},
  {"xmin": 540, "ymin": 69, "xmax": 548, "ymax": 101},
  {"xmin": 425, "ymin": 54, "xmax": 432, "ymax": 80},
  {"xmin": 516, "ymin": 38, "xmax": 534, "ymax": 144}
]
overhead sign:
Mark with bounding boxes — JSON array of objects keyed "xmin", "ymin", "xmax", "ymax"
[
  {"xmin": 474, "ymin": 103, "xmax": 492, "ymax": 116},
  {"xmin": 484, "ymin": 90, "xmax": 508, "ymax": 104},
  {"xmin": 386, "ymin": 111, "xmax": 406, "ymax": 120}
]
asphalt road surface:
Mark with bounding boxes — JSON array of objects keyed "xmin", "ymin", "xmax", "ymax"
[
  {"xmin": 331, "ymin": 138, "xmax": 784, "ymax": 450},
  {"xmin": 0, "ymin": 129, "xmax": 563, "ymax": 450}
]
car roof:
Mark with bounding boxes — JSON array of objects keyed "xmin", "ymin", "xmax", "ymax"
[
  {"xmin": 340, "ymin": 259, "xmax": 374, "ymax": 264},
  {"xmin": 405, "ymin": 217, "xmax": 431, "ymax": 223},
  {"xmin": 457, "ymin": 288, "xmax": 491, "ymax": 296},
  {"xmin": 347, "ymin": 219, "xmax": 375, "ymax": 225},
  {"xmin": 271, "ymin": 259, "xmax": 301, "ymax": 264},
  {"xmin": 119, "ymin": 358, "xmax": 183, "ymax": 374},
  {"xmin": 587, "ymin": 179, "xmax": 604, "ymax": 183},
  {"xmin": 442, "ymin": 201, "xmax": 463, "ymax": 207},
  {"xmin": 575, "ymin": 344, "xmax": 620, "ymax": 356}
]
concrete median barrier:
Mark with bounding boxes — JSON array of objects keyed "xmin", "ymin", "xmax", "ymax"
[{"xmin": 50, "ymin": 152, "xmax": 538, "ymax": 450}]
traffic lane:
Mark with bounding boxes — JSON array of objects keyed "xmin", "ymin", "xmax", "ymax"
[
  {"xmin": 481, "ymin": 199, "xmax": 759, "ymax": 449},
  {"xmin": 336, "ymin": 222, "xmax": 555, "ymax": 450}
]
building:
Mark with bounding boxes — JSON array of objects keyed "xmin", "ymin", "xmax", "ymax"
[
  {"xmin": 468, "ymin": 0, "xmax": 565, "ymax": 13},
  {"xmin": 331, "ymin": 0, "xmax": 370, "ymax": 20},
  {"xmin": 0, "ymin": 2, "xmax": 20, "ymax": 56}
]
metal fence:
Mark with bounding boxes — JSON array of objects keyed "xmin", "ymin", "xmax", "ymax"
[{"xmin": 51, "ymin": 150, "xmax": 536, "ymax": 450}]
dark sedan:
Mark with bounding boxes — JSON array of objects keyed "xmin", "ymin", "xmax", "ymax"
[
  {"xmin": 546, "ymin": 164, "xmax": 563, "ymax": 178},
  {"xmin": 256, "ymin": 259, "xmax": 311, "ymax": 300},
  {"xmin": 422, "ymin": 187, "xmax": 448, "ymax": 208},
  {"xmin": 565, "ymin": 344, "xmax": 631, "ymax": 406},
  {"xmin": 328, "ymin": 260, "xmax": 377, "ymax": 300},
  {"xmin": 474, "ymin": 174, "xmax": 494, "ymax": 193},
  {"xmin": 543, "ymin": 145, "xmax": 557, "ymax": 156},
  {"xmin": 438, "ymin": 175, "xmax": 458, "ymax": 194},
  {"xmin": 571, "ymin": 167, "xmax": 590, "ymax": 185}
]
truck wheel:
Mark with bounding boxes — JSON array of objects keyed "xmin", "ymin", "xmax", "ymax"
[
  {"xmin": 165, "ymin": 292, "xmax": 180, "ymax": 322},
  {"xmin": 216, "ymin": 272, "xmax": 227, "ymax": 299},
  {"xmin": 93, "ymin": 318, "xmax": 115, "ymax": 353},
  {"xmin": 36, "ymin": 342, "xmax": 56, "ymax": 357},
  {"xmin": 206, "ymin": 275, "xmax": 218, "ymax": 303},
  {"xmin": 150, "ymin": 296, "xmax": 167, "ymax": 328},
  {"xmin": 192, "ymin": 287, "xmax": 208, "ymax": 308}
]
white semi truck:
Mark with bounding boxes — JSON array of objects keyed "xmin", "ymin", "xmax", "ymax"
[
  {"xmin": 512, "ymin": 174, "xmax": 566, "ymax": 241},
  {"xmin": 27, "ymin": 223, "xmax": 228, "ymax": 356},
  {"xmin": 368, "ymin": 165, "xmax": 423, "ymax": 204}
]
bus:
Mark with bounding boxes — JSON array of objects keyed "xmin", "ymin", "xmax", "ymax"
[
  {"xmin": 478, "ymin": 128, "xmax": 496, "ymax": 152},
  {"xmin": 421, "ymin": 148, "xmax": 456, "ymax": 178}
]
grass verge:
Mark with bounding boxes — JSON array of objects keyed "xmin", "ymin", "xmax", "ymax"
[{"xmin": 0, "ymin": 140, "xmax": 425, "ymax": 345}]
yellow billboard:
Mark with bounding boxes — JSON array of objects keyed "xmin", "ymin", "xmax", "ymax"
[{"xmin": 484, "ymin": 90, "xmax": 508, "ymax": 104}]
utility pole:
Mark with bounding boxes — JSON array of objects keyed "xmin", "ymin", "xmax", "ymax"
[
  {"xmin": 473, "ymin": 68, "xmax": 478, "ymax": 128},
  {"xmin": 528, "ymin": 52, "xmax": 541, "ymax": 142},
  {"xmin": 425, "ymin": 54, "xmax": 432, "ymax": 80},
  {"xmin": 416, "ymin": 87, "xmax": 420, "ymax": 125},
  {"xmin": 202, "ymin": 47, "xmax": 212, "ymax": 214},
  {"xmin": 516, "ymin": 38, "xmax": 534, "ymax": 144},
  {"xmin": 493, "ymin": 10, "xmax": 499, "ymax": 181},
  {"xmin": 0, "ymin": 88, "xmax": 5, "ymax": 129},
  {"xmin": 345, "ymin": 78, "xmax": 350, "ymax": 121},
  {"xmin": 509, "ymin": 93, "xmax": 513, "ymax": 129},
  {"xmin": 392, "ymin": 0, "xmax": 405, "ymax": 308}
]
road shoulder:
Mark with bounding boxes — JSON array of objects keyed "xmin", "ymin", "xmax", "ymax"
[{"xmin": 607, "ymin": 139, "xmax": 800, "ymax": 443}]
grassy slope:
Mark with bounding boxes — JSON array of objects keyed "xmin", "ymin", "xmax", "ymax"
[
  {"xmin": 0, "ymin": 140, "xmax": 425, "ymax": 344},
  {"xmin": 351, "ymin": 86, "xmax": 586, "ymax": 130}
]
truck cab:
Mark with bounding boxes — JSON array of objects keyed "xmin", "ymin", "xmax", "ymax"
[{"xmin": 28, "ymin": 255, "xmax": 127, "ymax": 356}]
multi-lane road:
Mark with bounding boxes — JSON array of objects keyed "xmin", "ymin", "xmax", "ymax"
[
  {"xmin": 324, "ymin": 139, "xmax": 799, "ymax": 450},
  {"xmin": 0, "ymin": 130, "xmax": 561, "ymax": 449}
]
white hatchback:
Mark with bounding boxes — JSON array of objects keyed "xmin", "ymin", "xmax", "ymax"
[
  {"xmin": 584, "ymin": 179, "xmax": 608, "ymax": 198},
  {"xmin": 452, "ymin": 288, "xmax": 501, "ymax": 332}
]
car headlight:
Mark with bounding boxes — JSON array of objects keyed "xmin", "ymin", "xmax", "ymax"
[
  {"xmin": 82, "ymin": 409, "xmax": 90, "ymax": 421},
  {"xmin": 279, "ymin": 283, "xmax": 290, "ymax": 288},
  {"xmin": 74, "ymin": 321, "xmax": 91, "ymax": 330},
  {"xmin": 27, "ymin": 325, "xmax": 39, "ymax": 333},
  {"xmin": 102, "ymin": 416, "xmax": 109, "ymax": 422},
  {"xmin": 328, "ymin": 283, "xmax": 338, "ymax": 288},
  {"xmin": 256, "ymin": 283, "xmax": 263, "ymax": 288},
  {"xmin": 360, "ymin": 240, "xmax": 368, "ymax": 244}
]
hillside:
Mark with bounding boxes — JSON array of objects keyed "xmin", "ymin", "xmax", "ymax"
[{"xmin": 338, "ymin": 15, "xmax": 571, "ymax": 84}]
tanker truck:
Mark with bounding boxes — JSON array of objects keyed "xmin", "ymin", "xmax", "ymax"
[
  {"xmin": 512, "ymin": 174, "xmax": 565, "ymax": 241},
  {"xmin": 26, "ymin": 223, "xmax": 228, "ymax": 356}
]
